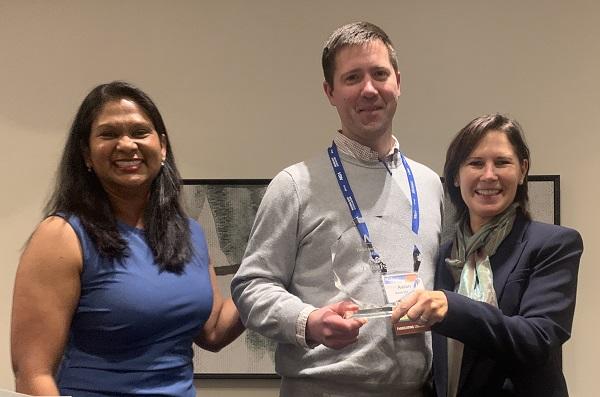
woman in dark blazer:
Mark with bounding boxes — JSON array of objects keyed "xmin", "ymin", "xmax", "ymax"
[{"xmin": 392, "ymin": 113, "xmax": 583, "ymax": 396}]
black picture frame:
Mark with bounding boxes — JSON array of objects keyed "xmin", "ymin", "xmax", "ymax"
[{"xmin": 183, "ymin": 175, "xmax": 559, "ymax": 379}]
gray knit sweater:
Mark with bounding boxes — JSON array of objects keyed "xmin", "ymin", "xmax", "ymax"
[{"xmin": 231, "ymin": 144, "xmax": 443, "ymax": 396}]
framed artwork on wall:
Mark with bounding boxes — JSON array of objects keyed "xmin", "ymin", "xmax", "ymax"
[
  {"xmin": 182, "ymin": 179, "xmax": 277, "ymax": 379},
  {"xmin": 182, "ymin": 175, "xmax": 560, "ymax": 378}
]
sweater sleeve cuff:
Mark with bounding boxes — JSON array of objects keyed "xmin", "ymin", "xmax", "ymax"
[{"xmin": 295, "ymin": 305, "xmax": 318, "ymax": 348}]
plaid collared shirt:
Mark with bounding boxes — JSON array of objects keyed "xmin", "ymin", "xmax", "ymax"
[{"xmin": 332, "ymin": 131, "xmax": 399, "ymax": 162}]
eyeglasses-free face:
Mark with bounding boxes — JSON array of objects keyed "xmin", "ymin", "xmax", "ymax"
[
  {"xmin": 456, "ymin": 130, "xmax": 528, "ymax": 233},
  {"xmin": 84, "ymin": 98, "xmax": 166, "ymax": 198},
  {"xmin": 323, "ymin": 39, "xmax": 401, "ymax": 149}
]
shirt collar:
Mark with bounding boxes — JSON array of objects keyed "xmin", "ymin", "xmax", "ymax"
[{"xmin": 333, "ymin": 131, "xmax": 399, "ymax": 162}]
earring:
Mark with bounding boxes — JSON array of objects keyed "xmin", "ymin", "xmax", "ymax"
[
  {"xmin": 453, "ymin": 180, "xmax": 459, "ymax": 187},
  {"xmin": 86, "ymin": 164, "xmax": 92, "ymax": 173},
  {"xmin": 161, "ymin": 160, "xmax": 165, "ymax": 167}
]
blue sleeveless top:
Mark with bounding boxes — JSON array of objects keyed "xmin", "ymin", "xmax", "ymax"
[{"xmin": 56, "ymin": 215, "xmax": 213, "ymax": 396}]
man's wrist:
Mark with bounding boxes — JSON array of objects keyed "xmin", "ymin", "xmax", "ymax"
[{"xmin": 295, "ymin": 305, "xmax": 318, "ymax": 348}]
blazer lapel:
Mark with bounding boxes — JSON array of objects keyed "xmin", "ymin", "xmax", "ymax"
[{"xmin": 491, "ymin": 214, "xmax": 529, "ymax": 302}]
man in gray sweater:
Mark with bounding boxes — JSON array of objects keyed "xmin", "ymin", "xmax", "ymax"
[{"xmin": 231, "ymin": 22, "xmax": 443, "ymax": 396}]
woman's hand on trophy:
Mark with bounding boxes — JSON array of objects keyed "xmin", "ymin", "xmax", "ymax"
[{"xmin": 392, "ymin": 290, "xmax": 448, "ymax": 327}]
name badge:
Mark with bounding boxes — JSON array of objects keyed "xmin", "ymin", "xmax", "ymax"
[
  {"xmin": 382, "ymin": 272, "xmax": 429, "ymax": 336},
  {"xmin": 381, "ymin": 272, "xmax": 423, "ymax": 303}
]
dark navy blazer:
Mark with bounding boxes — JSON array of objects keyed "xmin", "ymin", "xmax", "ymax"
[{"xmin": 432, "ymin": 213, "xmax": 583, "ymax": 397}]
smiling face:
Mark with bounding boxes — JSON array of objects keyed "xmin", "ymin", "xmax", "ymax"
[
  {"xmin": 323, "ymin": 40, "xmax": 401, "ymax": 151},
  {"xmin": 85, "ymin": 98, "xmax": 166, "ymax": 197},
  {"xmin": 456, "ymin": 130, "xmax": 528, "ymax": 232}
]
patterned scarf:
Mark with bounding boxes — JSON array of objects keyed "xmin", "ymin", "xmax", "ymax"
[{"xmin": 444, "ymin": 203, "xmax": 518, "ymax": 397}]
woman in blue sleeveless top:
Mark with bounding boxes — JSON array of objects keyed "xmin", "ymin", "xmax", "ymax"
[{"xmin": 11, "ymin": 81, "xmax": 245, "ymax": 396}]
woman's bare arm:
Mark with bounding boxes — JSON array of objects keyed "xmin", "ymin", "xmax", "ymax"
[
  {"xmin": 11, "ymin": 216, "xmax": 82, "ymax": 395},
  {"xmin": 194, "ymin": 264, "xmax": 245, "ymax": 352}
]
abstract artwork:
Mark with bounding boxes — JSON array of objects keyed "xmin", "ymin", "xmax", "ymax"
[{"xmin": 182, "ymin": 180, "xmax": 278, "ymax": 378}]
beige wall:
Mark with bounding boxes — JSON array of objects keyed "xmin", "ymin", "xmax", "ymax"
[{"xmin": 1, "ymin": 1, "xmax": 598, "ymax": 396}]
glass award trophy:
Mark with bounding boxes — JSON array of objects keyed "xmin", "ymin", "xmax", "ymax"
[
  {"xmin": 332, "ymin": 222, "xmax": 420, "ymax": 320},
  {"xmin": 333, "ymin": 256, "xmax": 396, "ymax": 319}
]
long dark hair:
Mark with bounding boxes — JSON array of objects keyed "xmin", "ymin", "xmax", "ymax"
[
  {"xmin": 45, "ymin": 81, "xmax": 191, "ymax": 272},
  {"xmin": 443, "ymin": 113, "xmax": 531, "ymax": 222}
]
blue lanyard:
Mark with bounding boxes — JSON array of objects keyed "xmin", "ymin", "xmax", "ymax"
[{"xmin": 328, "ymin": 142, "xmax": 421, "ymax": 272}]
